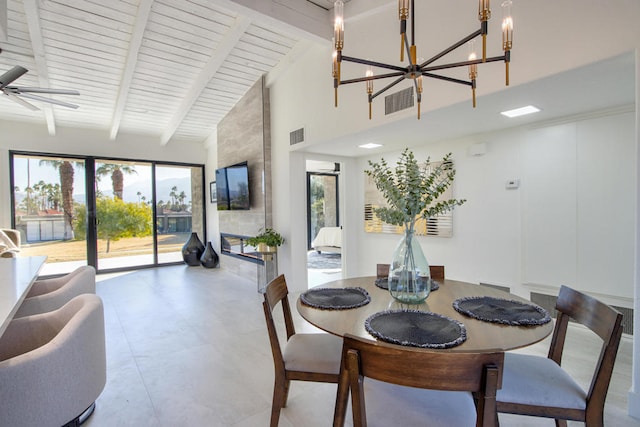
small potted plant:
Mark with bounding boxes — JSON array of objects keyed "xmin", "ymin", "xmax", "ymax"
[{"xmin": 246, "ymin": 228, "xmax": 285, "ymax": 253}]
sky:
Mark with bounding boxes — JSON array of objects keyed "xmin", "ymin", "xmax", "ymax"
[{"xmin": 12, "ymin": 155, "xmax": 194, "ymax": 204}]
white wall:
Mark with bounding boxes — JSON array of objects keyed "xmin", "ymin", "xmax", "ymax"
[{"xmin": 350, "ymin": 111, "xmax": 636, "ymax": 304}]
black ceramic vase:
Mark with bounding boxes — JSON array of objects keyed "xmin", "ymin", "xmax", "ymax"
[
  {"xmin": 182, "ymin": 232, "xmax": 205, "ymax": 266},
  {"xmin": 200, "ymin": 242, "xmax": 220, "ymax": 268}
]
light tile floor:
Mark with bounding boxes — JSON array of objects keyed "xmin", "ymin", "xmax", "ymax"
[{"xmin": 84, "ymin": 265, "xmax": 639, "ymax": 427}]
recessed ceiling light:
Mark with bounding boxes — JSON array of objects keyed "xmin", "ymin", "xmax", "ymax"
[
  {"xmin": 500, "ymin": 105, "xmax": 541, "ymax": 118},
  {"xmin": 359, "ymin": 143, "xmax": 383, "ymax": 149}
]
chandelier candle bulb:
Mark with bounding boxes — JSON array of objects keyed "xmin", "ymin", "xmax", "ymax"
[
  {"xmin": 399, "ymin": 0, "xmax": 409, "ymax": 61},
  {"xmin": 468, "ymin": 40, "xmax": 478, "ymax": 107},
  {"xmin": 478, "ymin": 0, "xmax": 491, "ymax": 61},
  {"xmin": 334, "ymin": 0, "xmax": 344, "ymax": 51},
  {"xmin": 502, "ymin": 0, "xmax": 513, "ymax": 86}
]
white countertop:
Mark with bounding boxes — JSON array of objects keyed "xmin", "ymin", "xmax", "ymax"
[{"xmin": 0, "ymin": 256, "xmax": 47, "ymax": 337}]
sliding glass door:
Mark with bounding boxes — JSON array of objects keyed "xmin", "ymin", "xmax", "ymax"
[
  {"xmin": 10, "ymin": 151, "xmax": 205, "ymax": 275},
  {"xmin": 94, "ymin": 160, "xmax": 154, "ymax": 269},
  {"xmin": 10, "ymin": 154, "xmax": 88, "ymax": 276},
  {"xmin": 307, "ymin": 172, "xmax": 339, "ymax": 249},
  {"xmin": 155, "ymin": 164, "xmax": 204, "ymax": 264}
]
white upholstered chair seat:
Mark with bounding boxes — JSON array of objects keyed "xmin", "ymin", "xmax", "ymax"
[
  {"xmin": 14, "ymin": 265, "xmax": 96, "ymax": 318},
  {"xmin": 282, "ymin": 333, "xmax": 342, "ymax": 374},
  {"xmin": 0, "ymin": 294, "xmax": 106, "ymax": 427},
  {"xmin": 497, "ymin": 353, "xmax": 587, "ymax": 410},
  {"xmin": 362, "ymin": 378, "xmax": 477, "ymax": 427}
]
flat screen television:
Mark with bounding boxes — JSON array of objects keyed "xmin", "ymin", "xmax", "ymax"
[{"xmin": 216, "ymin": 162, "xmax": 250, "ymax": 210}]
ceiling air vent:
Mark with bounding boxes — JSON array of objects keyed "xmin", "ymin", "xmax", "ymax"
[
  {"xmin": 290, "ymin": 127, "xmax": 305, "ymax": 145},
  {"xmin": 385, "ymin": 87, "xmax": 414, "ymax": 115}
]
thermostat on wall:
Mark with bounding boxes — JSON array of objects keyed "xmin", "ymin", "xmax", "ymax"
[{"xmin": 506, "ymin": 179, "xmax": 520, "ymax": 189}]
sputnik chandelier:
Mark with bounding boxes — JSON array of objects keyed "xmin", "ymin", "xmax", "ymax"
[{"xmin": 332, "ymin": 0, "xmax": 514, "ymax": 119}]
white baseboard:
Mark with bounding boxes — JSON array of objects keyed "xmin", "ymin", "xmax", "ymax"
[{"xmin": 629, "ymin": 390, "xmax": 640, "ymax": 420}]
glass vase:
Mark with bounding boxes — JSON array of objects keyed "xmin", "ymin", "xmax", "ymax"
[{"xmin": 388, "ymin": 229, "xmax": 431, "ymax": 304}]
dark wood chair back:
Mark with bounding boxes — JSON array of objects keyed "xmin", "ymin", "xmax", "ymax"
[
  {"xmin": 263, "ymin": 274, "xmax": 341, "ymax": 427},
  {"xmin": 430, "ymin": 265, "xmax": 445, "ymax": 281},
  {"xmin": 263, "ymin": 274, "xmax": 296, "ymax": 373},
  {"xmin": 549, "ymin": 285, "xmax": 623, "ymax": 421},
  {"xmin": 376, "ymin": 263, "xmax": 444, "ymax": 280},
  {"xmin": 376, "ymin": 263, "xmax": 389, "ymax": 278},
  {"xmin": 333, "ymin": 334, "xmax": 503, "ymax": 427},
  {"xmin": 497, "ymin": 285, "xmax": 624, "ymax": 426}
]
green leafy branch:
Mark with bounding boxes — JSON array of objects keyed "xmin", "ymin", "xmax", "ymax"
[{"xmin": 365, "ymin": 149, "xmax": 466, "ymax": 230}]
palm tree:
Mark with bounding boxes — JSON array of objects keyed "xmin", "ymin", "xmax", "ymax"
[
  {"xmin": 95, "ymin": 163, "xmax": 137, "ymax": 200},
  {"xmin": 169, "ymin": 186, "xmax": 178, "ymax": 209},
  {"xmin": 39, "ymin": 159, "xmax": 77, "ymax": 240}
]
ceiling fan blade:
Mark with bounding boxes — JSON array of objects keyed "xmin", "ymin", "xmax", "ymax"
[
  {"xmin": 2, "ymin": 91, "xmax": 40, "ymax": 111},
  {"xmin": 18, "ymin": 92, "xmax": 79, "ymax": 109},
  {"xmin": 0, "ymin": 66, "xmax": 29, "ymax": 89},
  {"xmin": 9, "ymin": 86, "xmax": 80, "ymax": 95}
]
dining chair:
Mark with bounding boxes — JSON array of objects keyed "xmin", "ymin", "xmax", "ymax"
[
  {"xmin": 14, "ymin": 265, "xmax": 96, "ymax": 318},
  {"xmin": 376, "ymin": 263, "xmax": 444, "ymax": 280},
  {"xmin": 333, "ymin": 333, "xmax": 504, "ymax": 427},
  {"xmin": 496, "ymin": 285, "xmax": 624, "ymax": 427},
  {"xmin": 0, "ymin": 294, "xmax": 106, "ymax": 427},
  {"xmin": 375, "ymin": 263, "xmax": 389, "ymax": 278},
  {"xmin": 262, "ymin": 274, "xmax": 342, "ymax": 427}
]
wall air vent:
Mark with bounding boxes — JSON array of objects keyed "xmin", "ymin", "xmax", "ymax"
[
  {"xmin": 385, "ymin": 87, "xmax": 414, "ymax": 115},
  {"xmin": 290, "ymin": 127, "xmax": 305, "ymax": 145}
]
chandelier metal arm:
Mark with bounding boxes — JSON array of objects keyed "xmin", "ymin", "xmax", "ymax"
[
  {"xmin": 341, "ymin": 55, "xmax": 406, "ymax": 73},
  {"xmin": 423, "ymin": 54, "xmax": 506, "ymax": 73},
  {"xmin": 422, "ymin": 72, "xmax": 473, "ymax": 87},
  {"xmin": 420, "ymin": 28, "xmax": 483, "ymax": 68},
  {"xmin": 341, "ymin": 71, "xmax": 404, "ymax": 86},
  {"xmin": 370, "ymin": 76, "xmax": 406, "ymax": 101}
]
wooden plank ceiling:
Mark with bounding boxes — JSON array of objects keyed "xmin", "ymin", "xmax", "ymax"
[{"xmin": 0, "ymin": 0, "xmax": 331, "ymax": 144}]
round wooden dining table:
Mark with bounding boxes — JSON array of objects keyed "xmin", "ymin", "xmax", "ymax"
[{"xmin": 296, "ymin": 276, "xmax": 554, "ymax": 353}]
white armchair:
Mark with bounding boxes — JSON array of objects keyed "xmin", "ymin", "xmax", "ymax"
[
  {"xmin": 0, "ymin": 294, "xmax": 107, "ymax": 427},
  {"xmin": 0, "ymin": 229, "xmax": 20, "ymax": 258},
  {"xmin": 14, "ymin": 265, "xmax": 96, "ymax": 318}
]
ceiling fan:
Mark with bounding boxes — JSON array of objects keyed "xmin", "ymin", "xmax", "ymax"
[{"xmin": 0, "ymin": 65, "xmax": 80, "ymax": 111}]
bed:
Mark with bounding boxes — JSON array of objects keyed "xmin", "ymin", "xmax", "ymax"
[{"xmin": 312, "ymin": 227, "xmax": 342, "ymax": 254}]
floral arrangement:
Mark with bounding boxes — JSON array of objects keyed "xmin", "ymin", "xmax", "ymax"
[{"xmin": 364, "ymin": 148, "xmax": 466, "ymax": 231}]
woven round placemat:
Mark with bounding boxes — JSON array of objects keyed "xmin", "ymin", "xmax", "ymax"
[
  {"xmin": 365, "ymin": 309, "xmax": 466, "ymax": 349},
  {"xmin": 300, "ymin": 287, "xmax": 371, "ymax": 310},
  {"xmin": 452, "ymin": 296, "xmax": 551, "ymax": 326}
]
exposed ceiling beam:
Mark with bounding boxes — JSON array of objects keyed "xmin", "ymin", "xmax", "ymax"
[
  {"xmin": 23, "ymin": 0, "xmax": 55, "ymax": 135},
  {"xmin": 160, "ymin": 15, "xmax": 252, "ymax": 145},
  {"xmin": 217, "ymin": 0, "xmax": 331, "ymax": 43},
  {"xmin": 109, "ymin": 0, "xmax": 154, "ymax": 140}
]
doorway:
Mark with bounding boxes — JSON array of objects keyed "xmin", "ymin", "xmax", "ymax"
[{"xmin": 306, "ymin": 161, "xmax": 342, "ymax": 286}]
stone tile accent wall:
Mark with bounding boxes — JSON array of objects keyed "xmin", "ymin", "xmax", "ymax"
[{"xmin": 217, "ymin": 77, "xmax": 272, "ymax": 279}]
